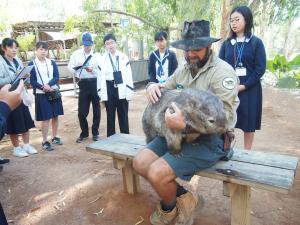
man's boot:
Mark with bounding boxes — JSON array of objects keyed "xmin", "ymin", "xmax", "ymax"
[
  {"xmin": 150, "ymin": 203, "xmax": 178, "ymax": 225},
  {"xmin": 175, "ymin": 191, "xmax": 200, "ymax": 225}
]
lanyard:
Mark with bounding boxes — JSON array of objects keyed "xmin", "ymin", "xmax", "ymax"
[
  {"xmin": 234, "ymin": 37, "xmax": 246, "ymax": 68},
  {"xmin": 109, "ymin": 54, "xmax": 119, "ymax": 72}
]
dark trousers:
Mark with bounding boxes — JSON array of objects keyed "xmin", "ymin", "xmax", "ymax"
[
  {"xmin": 0, "ymin": 202, "xmax": 8, "ymax": 225},
  {"xmin": 105, "ymin": 81, "xmax": 129, "ymax": 137},
  {"xmin": 78, "ymin": 79, "xmax": 100, "ymax": 137}
]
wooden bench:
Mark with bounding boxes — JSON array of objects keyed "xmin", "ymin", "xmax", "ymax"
[{"xmin": 86, "ymin": 133, "xmax": 298, "ymax": 225}]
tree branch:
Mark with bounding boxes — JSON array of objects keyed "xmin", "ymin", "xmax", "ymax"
[
  {"xmin": 93, "ymin": 9, "xmax": 179, "ymax": 31},
  {"xmin": 93, "ymin": 9, "xmax": 165, "ymax": 30}
]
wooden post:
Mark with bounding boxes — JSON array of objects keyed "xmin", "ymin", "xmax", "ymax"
[
  {"xmin": 34, "ymin": 24, "xmax": 39, "ymax": 42},
  {"xmin": 231, "ymin": 184, "xmax": 251, "ymax": 225},
  {"xmin": 122, "ymin": 162, "xmax": 140, "ymax": 195},
  {"xmin": 113, "ymin": 158, "xmax": 140, "ymax": 195},
  {"xmin": 223, "ymin": 181, "xmax": 237, "ymax": 197}
]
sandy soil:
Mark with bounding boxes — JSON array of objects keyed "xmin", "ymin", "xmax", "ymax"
[{"xmin": 0, "ymin": 86, "xmax": 299, "ymax": 225}]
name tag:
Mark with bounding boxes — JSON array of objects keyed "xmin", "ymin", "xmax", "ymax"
[{"xmin": 235, "ymin": 67, "xmax": 246, "ymax": 76}]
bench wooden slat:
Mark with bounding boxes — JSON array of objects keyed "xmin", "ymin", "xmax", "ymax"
[
  {"xmin": 198, "ymin": 160, "xmax": 295, "ymax": 194},
  {"xmin": 86, "ymin": 134, "xmax": 298, "ymax": 194},
  {"xmin": 231, "ymin": 149, "xmax": 298, "ymax": 171},
  {"xmin": 88, "ymin": 134, "xmax": 298, "ymax": 170},
  {"xmin": 87, "ymin": 141, "xmax": 143, "ymax": 160},
  {"xmin": 107, "ymin": 133, "xmax": 146, "ymax": 145}
]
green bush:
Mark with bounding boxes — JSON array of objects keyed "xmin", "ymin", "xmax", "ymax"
[
  {"xmin": 16, "ymin": 34, "xmax": 35, "ymax": 61},
  {"xmin": 267, "ymin": 54, "xmax": 300, "ymax": 88}
]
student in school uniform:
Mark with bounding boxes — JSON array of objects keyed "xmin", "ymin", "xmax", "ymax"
[
  {"xmin": 148, "ymin": 31, "xmax": 178, "ymax": 83},
  {"xmin": 0, "ymin": 38, "xmax": 37, "ymax": 158},
  {"xmin": 29, "ymin": 41, "xmax": 64, "ymax": 151},
  {"xmin": 68, "ymin": 32, "xmax": 101, "ymax": 143},
  {"xmin": 219, "ymin": 6, "xmax": 266, "ymax": 150},
  {"xmin": 97, "ymin": 33, "xmax": 134, "ymax": 137}
]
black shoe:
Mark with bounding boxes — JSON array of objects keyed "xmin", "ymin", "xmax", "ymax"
[
  {"xmin": 42, "ymin": 141, "xmax": 54, "ymax": 151},
  {"xmin": 92, "ymin": 135, "xmax": 100, "ymax": 141},
  {"xmin": 52, "ymin": 137, "xmax": 63, "ymax": 145},
  {"xmin": 76, "ymin": 136, "xmax": 88, "ymax": 143},
  {"xmin": 0, "ymin": 157, "xmax": 10, "ymax": 164}
]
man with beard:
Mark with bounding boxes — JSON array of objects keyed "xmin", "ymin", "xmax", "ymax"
[{"xmin": 133, "ymin": 20, "xmax": 239, "ymax": 225}]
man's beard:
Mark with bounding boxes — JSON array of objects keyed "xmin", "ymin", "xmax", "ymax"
[{"xmin": 186, "ymin": 48, "xmax": 211, "ymax": 77}]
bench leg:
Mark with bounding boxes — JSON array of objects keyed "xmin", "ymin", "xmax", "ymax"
[
  {"xmin": 230, "ymin": 184, "xmax": 251, "ymax": 225},
  {"xmin": 122, "ymin": 165, "xmax": 141, "ymax": 195},
  {"xmin": 113, "ymin": 158, "xmax": 140, "ymax": 195}
]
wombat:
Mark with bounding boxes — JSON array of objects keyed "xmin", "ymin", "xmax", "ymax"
[{"xmin": 142, "ymin": 89, "xmax": 227, "ymax": 154}]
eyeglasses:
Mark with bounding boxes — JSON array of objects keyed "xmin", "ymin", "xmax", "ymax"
[
  {"xmin": 230, "ymin": 18, "xmax": 240, "ymax": 23},
  {"xmin": 105, "ymin": 40, "xmax": 116, "ymax": 46}
]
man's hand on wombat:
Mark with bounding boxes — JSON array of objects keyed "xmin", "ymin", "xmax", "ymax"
[
  {"xmin": 146, "ymin": 83, "xmax": 165, "ymax": 104},
  {"xmin": 165, "ymin": 102, "xmax": 186, "ymax": 131}
]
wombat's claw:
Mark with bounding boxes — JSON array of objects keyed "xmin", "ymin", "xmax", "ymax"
[{"xmin": 172, "ymin": 152, "xmax": 183, "ymax": 158}]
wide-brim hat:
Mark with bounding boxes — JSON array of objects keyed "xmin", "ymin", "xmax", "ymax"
[{"xmin": 171, "ymin": 20, "xmax": 220, "ymax": 51}]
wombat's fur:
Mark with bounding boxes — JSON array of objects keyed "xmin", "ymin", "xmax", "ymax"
[{"xmin": 142, "ymin": 89, "xmax": 227, "ymax": 154}]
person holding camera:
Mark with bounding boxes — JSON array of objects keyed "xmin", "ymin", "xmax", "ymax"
[
  {"xmin": 0, "ymin": 80, "xmax": 24, "ymax": 225},
  {"xmin": 68, "ymin": 32, "xmax": 101, "ymax": 143},
  {"xmin": 97, "ymin": 33, "xmax": 134, "ymax": 137},
  {"xmin": 0, "ymin": 38, "xmax": 37, "ymax": 158},
  {"xmin": 29, "ymin": 41, "xmax": 64, "ymax": 151}
]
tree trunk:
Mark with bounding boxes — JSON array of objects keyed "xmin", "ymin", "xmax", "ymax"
[
  {"xmin": 282, "ymin": 19, "xmax": 293, "ymax": 58},
  {"xmin": 220, "ymin": 0, "xmax": 236, "ymax": 41}
]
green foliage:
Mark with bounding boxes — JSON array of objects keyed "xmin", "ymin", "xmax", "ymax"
[
  {"xmin": 64, "ymin": 16, "xmax": 80, "ymax": 33},
  {"xmin": 16, "ymin": 34, "xmax": 35, "ymax": 52},
  {"xmin": 93, "ymin": 35, "xmax": 104, "ymax": 53},
  {"xmin": 269, "ymin": 0, "xmax": 300, "ymax": 24},
  {"xmin": 64, "ymin": 0, "xmax": 106, "ymax": 35},
  {"xmin": 267, "ymin": 54, "xmax": 290, "ymax": 76},
  {"xmin": 267, "ymin": 54, "xmax": 300, "ymax": 88},
  {"xmin": 276, "ymin": 76, "xmax": 298, "ymax": 89},
  {"xmin": 289, "ymin": 55, "xmax": 300, "ymax": 69},
  {"xmin": 16, "ymin": 34, "xmax": 35, "ymax": 61}
]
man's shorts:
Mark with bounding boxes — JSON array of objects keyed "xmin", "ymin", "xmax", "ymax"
[{"xmin": 147, "ymin": 134, "xmax": 227, "ymax": 181}]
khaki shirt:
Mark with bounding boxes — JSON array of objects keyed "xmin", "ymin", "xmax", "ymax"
[{"xmin": 165, "ymin": 52, "xmax": 240, "ymax": 129}]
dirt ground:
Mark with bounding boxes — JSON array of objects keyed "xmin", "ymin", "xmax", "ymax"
[{"xmin": 0, "ymin": 86, "xmax": 299, "ymax": 225}]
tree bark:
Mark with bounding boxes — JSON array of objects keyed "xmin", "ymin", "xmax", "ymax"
[
  {"xmin": 220, "ymin": 0, "xmax": 236, "ymax": 41},
  {"xmin": 282, "ymin": 19, "xmax": 293, "ymax": 58}
]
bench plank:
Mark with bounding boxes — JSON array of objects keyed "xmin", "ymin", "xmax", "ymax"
[
  {"xmin": 232, "ymin": 149, "xmax": 298, "ymax": 170},
  {"xmin": 87, "ymin": 141, "xmax": 143, "ymax": 159},
  {"xmin": 198, "ymin": 160, "xmax": 295, "ymax": 193},
  {"xmin": 88, "ymin": 134, "xmax": 298, "ymax": 170},
  {"xmin": 86, "ymin": 134, "xmax": 298, "ymax": 194}
]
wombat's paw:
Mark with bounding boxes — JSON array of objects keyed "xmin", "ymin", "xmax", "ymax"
[
  {"xmin": 185, "ymin": 133, "xmax": 201, "ymax": 143},
  {"xmin": 168, "ymin": 144, "xmax": 182, "ymax": 155}
]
